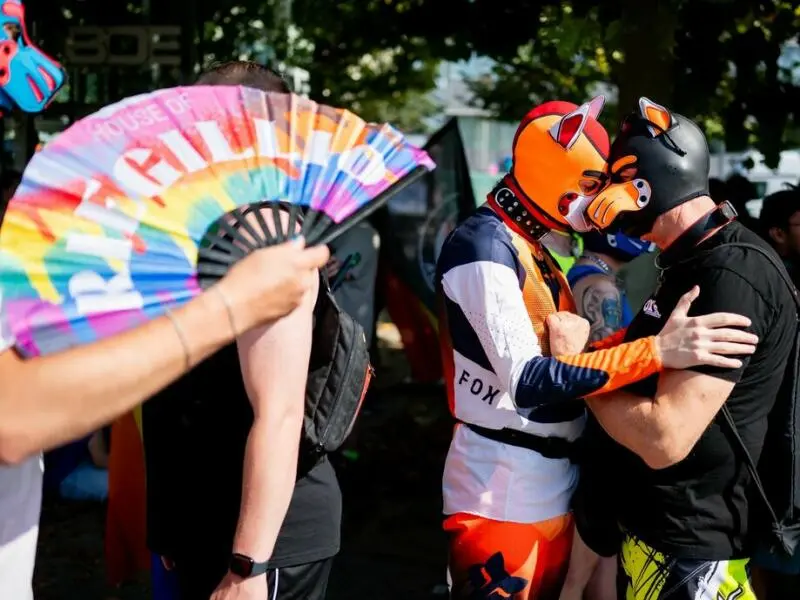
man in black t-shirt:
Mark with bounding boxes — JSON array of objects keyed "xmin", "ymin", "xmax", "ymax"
[
  {"xmin": 143, "ymin": 62, "xmax": 341, "ymax": 600},
  {"xmin": 558, "ymin": 98, "xmax": 797, "ymax": 600}
]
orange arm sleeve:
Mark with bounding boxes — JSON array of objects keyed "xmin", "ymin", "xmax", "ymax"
[
  {"xmin": 588, "ymin": 328, "xmax": 628, "ymax": 351},
  {"xmin": 554, "ymin": 336, "xmax": 661, "ymax": 398}
]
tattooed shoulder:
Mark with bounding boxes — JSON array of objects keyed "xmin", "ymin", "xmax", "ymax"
[{"xmin": 580, "ymin": 279, "xmax": 623, "ymax": 342}]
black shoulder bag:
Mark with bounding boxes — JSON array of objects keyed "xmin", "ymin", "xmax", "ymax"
[{"xmin": 300, "ymin": 274, "xmax": 374, "ymax": 467}]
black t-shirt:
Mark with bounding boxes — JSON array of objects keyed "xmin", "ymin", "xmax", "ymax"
[
  {"xmin": 142, "ymin": 342, "xmax": 341, "ymax": 569},
  {"xmin": 588, "ymin": 221, "xmax": 795, "ymax": 560}
]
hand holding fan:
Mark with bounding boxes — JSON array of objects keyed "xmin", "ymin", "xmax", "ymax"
[{"xmin": 0, "ymin": 85, "xmax": 434, "ymax": 357}]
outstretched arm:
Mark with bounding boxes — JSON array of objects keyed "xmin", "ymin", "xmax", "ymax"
[
  {"xmin": 0, "ymin": 290, "xmax": 231, "ymax": 465},
  {"xmin": 0, "ymin": 240, "xmax": 329, "ymax": 465}
]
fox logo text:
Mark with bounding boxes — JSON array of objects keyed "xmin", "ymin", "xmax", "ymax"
[{"xmin": 457, "ymin": 370, "xmax": 501, "ymax": 405}]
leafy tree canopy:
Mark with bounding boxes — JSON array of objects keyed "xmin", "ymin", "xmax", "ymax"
[
  {"xmin": 26, "ymin": 0, "xmax": 800, "ymax": 157},
  {"xmin": 460, "ymin": 0, "xmax": 800, "ymax": 167},
  {"xmin": 32, "ymin": 0, "xmax": 457, "ymax": 132}
]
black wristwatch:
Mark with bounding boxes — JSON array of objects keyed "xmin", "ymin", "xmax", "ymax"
[{"xmin": 229, "ymin": 553, "xmax": 269, "ymax": 578}]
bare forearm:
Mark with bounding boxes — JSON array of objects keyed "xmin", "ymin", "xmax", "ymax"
[
  {"xmin": 586, "ymin": 378, "xmax": 709, "ymax": 470},
  {"xmin": 0, "ymin": 290, "xmax": 234, "ymax": 463},
  {"xmin": 232, "ymin": 411, "xmax": 303, "ymax": 561},
  {"xmin": 561, "ymin": 527, "xmax": 602, "ymax": 596},
  {"xmin": 586, "ymin": 393, "xmax": 661, "ymax": 458}
]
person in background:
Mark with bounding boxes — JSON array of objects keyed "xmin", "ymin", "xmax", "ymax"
[
  {"xmin": 567, "ymin": 231, "xmax": 655, "ymax": 341},
  {"xmin": 749, "ymin": 185, "xmax": 800, "ymax": 599},
  {"xmin": 43, "ymin": 429, "xmax": 109, "ymax": 502},
  {"xmin": 324, "ymin": 220, "xmax": 381, "ymax": 463},
  {"xmin": 756, "ymin": 186, "xmax": 800, "ymax": 289},
  {"xmin": 559, "ymin": 230, "xmax": 655, "ymax": 600}
]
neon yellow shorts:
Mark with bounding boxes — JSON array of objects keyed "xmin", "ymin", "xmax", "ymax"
[{"xmin": 618, "ymin": 532, "xmax": 756, "ymax": 600}]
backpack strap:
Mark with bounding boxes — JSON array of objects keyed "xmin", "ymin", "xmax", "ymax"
[
  {"xmin": 708, "ymin": 242, "xmax": 800, "ymax": 540},
  {"xmin": 313, "ymin": 271, "xmax": 334, "ymax": 319}
]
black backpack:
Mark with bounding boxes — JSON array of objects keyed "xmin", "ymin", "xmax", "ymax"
[
  {"xmin": 300, "ymin": 275, "xmax": 374, "ymax": 463},
  {"xmin": 713, "ymin": 242, "xmax": 800, "ymax": 557}
]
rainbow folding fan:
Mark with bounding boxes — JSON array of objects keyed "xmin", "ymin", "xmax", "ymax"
[{"xmin": 0, "ymin": 85, "xmax": 434, "ymax": 357}]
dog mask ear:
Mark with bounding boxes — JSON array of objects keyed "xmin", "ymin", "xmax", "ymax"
[
  {"xmin": 549, "ymin": 96, "xmax": 605, "ymax": 150},
  {"xmin": 638, "ymin": 97, "xmax": 674, "ymax": 138}
]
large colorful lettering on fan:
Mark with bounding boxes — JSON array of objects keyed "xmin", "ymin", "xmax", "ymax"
[{"xmin": 0, "ymin": 85, "xmax": 433, "ymax": 357}]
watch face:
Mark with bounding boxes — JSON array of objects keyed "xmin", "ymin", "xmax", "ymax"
[{"xmin": 230, "ymin": 553, "xmax": 255, "ymax": 578}]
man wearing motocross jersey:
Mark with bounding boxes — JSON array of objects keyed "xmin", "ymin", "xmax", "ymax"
[{"xmin": 435, "ymin": 97, "xmax": 757, "ymax": 600}]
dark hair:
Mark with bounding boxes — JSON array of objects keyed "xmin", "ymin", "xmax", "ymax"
[
  {"xmin": 758, "ymin": 186, "xmax": 800, "ymax": 236},
  {"xmin": 195, "ymin": 61, "xmax": 291, "ymax": 94}
]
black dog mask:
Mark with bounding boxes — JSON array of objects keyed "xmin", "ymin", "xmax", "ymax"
[{"xmin": 584, "ymin": 97, "xmax": 710, "ymax": 237}]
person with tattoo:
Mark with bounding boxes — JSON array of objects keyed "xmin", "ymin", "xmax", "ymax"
[
  {"xmin": 568, "ymin": 231, "xmax": 655, "ymax": 342},
  {"xmin": 559, "ymin": 230, "xmax": 654, "ymax": 600},
  {"xmin": 563, "ymin": 97, "xmax": 795, "ymax": 600}
]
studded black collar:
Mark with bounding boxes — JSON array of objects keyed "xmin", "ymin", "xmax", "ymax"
[{"xmin": 487, "ymin": 177, "xmax": 553, "ymax": 241}]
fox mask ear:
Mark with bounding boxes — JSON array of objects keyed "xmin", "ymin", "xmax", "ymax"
[
  {"xmin": 549, "ymin": 95, "xmax": 606, "ymax": 150},
  {"xmin": 638, "ymin": 97, "xmax": 673, "ymax": 137}
]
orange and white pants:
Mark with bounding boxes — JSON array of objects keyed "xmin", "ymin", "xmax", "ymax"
[{"xmin": 444, "ymin": 512, "xmax": 573, "ymax": 600}]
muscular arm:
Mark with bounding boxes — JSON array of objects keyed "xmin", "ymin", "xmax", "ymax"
[
  {"xmin": 440, "ymin": 254, "xmax": 661, "ymax": 410},
  {"xmin": 586, "ymin": 268, "xmax": 768, "ymax": 469},
  {"xmin": 0, "ymin": 290, "xmax": 234, "ymax": 465},
  {"xmin": 587, "ymin": 370, "xmax": 734, "ymax": 469},
  {"xmin": 230, "ymin": 279, "xmax": 317, "ymax": 563}
]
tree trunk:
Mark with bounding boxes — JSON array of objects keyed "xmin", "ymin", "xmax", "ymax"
[{"xmin": 613, "ymin": 0, "xmax": 681, "ymax": 120}]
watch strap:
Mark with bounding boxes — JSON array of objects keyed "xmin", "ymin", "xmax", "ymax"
[
  {"xmin": 230, "ymin": 552, "xmax": 269, "ymax": 578},
  {"xmin": 250, "ymin": 559, "xmax": 269, "ymax": 577}
]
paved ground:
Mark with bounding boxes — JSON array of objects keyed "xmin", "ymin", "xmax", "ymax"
[{"xmin": 33, "ymin": 340, "xmax": 453, "ymax": 600}]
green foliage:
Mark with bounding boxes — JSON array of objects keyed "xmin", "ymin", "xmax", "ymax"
[
  {"xmin": 30, "ymin": 0, "xmax": 800, "ymax": 153},
  {"xmin": 464, "ymin": 4, "xmax": 620, "ymax": 129},
  {"xmin": 462, "ymin": 0, "xmax": 800, "ymax": 168},
  {"xmin": 33, "ymin": 0, "xmax": 449, "ymax": 132}
]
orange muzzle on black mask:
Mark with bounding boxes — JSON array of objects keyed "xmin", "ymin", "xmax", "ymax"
[{"xmin": 584, "ymin": 97, "xmax": 710, "ymax": 237}]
